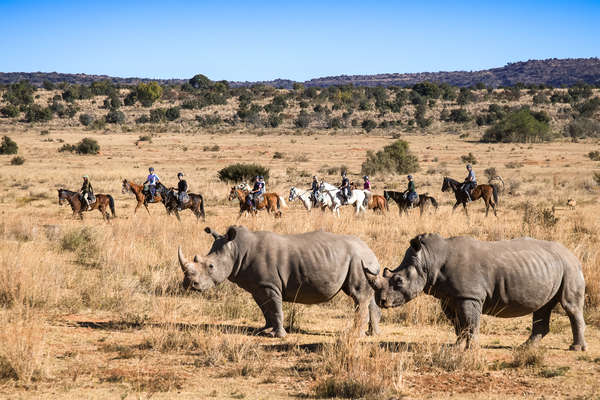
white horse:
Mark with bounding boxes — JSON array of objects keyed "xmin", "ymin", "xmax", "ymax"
[
  {"xmin": 318, "ymin": 181, "xmax": 370, "ymax": 216},
  {"xmin": 289, "ymin": 186, "xmax": 316, "ymax": 211}
]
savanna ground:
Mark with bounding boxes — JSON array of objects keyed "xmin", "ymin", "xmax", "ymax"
[{"xmin": 1, "ymin": 109, "xmax": 600, "ymax": 399}]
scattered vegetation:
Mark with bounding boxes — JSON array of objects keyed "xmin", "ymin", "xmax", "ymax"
[
  {"xmin": 482, "ymin": 108, "xmax": 553, "ymax": 143},
  {"xmin": 361, "ymin": 139, "xmax": 419, "ymax": 176},
  {"xmin": 59, "ymin": 138, "xmax": 100, "ymax": 155},
  {"xmin": 217, "ymin": 163, "xmax": 270, "ymax": 183},
  {"xmin": 10, "ymin": 156, "xmax": 25, "ymax": 165},
  {"xmin": 0, "ymin": 136, "xmax": 18, "ymax": 155}
]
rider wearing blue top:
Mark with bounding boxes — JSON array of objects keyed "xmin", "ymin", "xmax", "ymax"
[
  {"xmin": 144, "ymin": 167, "xmax": 160, "ymax": 201},
  {"xmin": 248, "ymin": 176, "xmax": 263, "ymax": 210},
  {"xmin": 463, "ymin": 164, "xmax": 477, "ymax": 202}
]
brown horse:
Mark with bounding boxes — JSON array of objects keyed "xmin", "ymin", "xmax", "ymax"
[
  {"xmin": 121, "ymin": 179, "xmax": 168, "ymax": 215},
  {"xmin": 58, "ymin": 189, "xmax": 116, "ymax": 220},
  {"xmin": 441, "ymin": 177, "xmax": 499, "ymax": 217},
  {"xmin": 368, "ymin": 194, "xmax": 388, "ymax": 213},
  {"xmin": 163, "ymin": 188, "xmax": 206, "ymax": 222},
  {"xmin": 228, "ymin": 186, "xmax": 286, "ymax": 218}
]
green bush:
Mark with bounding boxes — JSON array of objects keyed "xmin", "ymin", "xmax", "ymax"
[
  {"xmin": 196, "ymin": 114, "xmax": 222, "ymax": 127},
  {"xmin": 218, "ymin": 163, "xmax": 270, "ymax": 183},
  {"xmin": 588, "ymin": 151, "xmax": 600, "ymax": 161},
  {"xmin": 0, "ymin": 136, "xmax": 18, "ymax": 155},
  {"xmin": 267, "ymin": 113, "xmax": 283, "ymax": 128},
  {"xmin": 189, "ymin": 74, "xmax": 212, "ymax": 90},
  {"xmin": 24, "ymin": 104, "xmax": 53, "ymax": 122},
  {"xmin": 165, "ymin": 106, "xmax": 180, "ymax": 121},
  {"xmin": 460, "ymin": 153, "xmax": 478, "ymax": 165},
  {"xmin": 2, "ymin": 80, "xmax": 34, "ymax": 106},
  {"xmin": 79, "ymin": 113, "xmax": 94, "ymax": 126},
  {"xmin": 135, "ymin": 81, "xmax": 163, "ymax": 107},
  {"xmin": 59, "ymin": 138, "xmax": 100, "ymax": 155},
  {"xmin": 105, "ymin": 110, "xmax": 125, "ymax": 124},
  {"xmin": 361, "ymin": 140, "xmax": 419, "ymax": 176},
  {"xmin": 482, "ymin": 108, "xmax": 552, "ymax": 143},
  {"xmin": 448, "ymin": 108, "xmax": 471, "ymax": 123},
  {"xmin": 361, "ymin": 119, "xmax": 377, "ymax": 132},
  {"xmin": 294, "ymin": 111, "xmax": 310, "ymax": 128},
  {"xmin": 10, "ymin": 156, "xmax": 25, "ymax": 165},
  {"xmin": 0, "ymin": 104, "xmax": 19, "ymax": 118}
]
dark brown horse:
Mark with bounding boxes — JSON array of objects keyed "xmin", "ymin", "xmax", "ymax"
[
  {"xmin": 228, "ymin": 186, "xmax": 286, "ymax": 218},
  {"xmin": 121, "ymin": 179, "xmax": 168, "ymax": 215},
  {"xmin": 441, "ymin": 177, "xmax": 499, "ymax": 217},
  {"xmin": 368, "ymin": 194, "xmax": 388, "ymax": 213},
  {"xmin": 58, "ymin": 189, "xmax": 116, "ymax": 220},
  {"xmin": 383, "ymin": 190, "xmax": 439, "ymax": 216},
  {"xmin": 163, "ymin": 188, "xmax": 206, "ymax": 222}
]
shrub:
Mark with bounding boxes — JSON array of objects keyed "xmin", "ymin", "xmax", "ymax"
[
  {"xmin": 58, "ymin": 144, "xmax": 77, "ymax": 153},
  {"xmin": 218, "ymin": 163, "xmax": 269, "ymax": 183},
  {"xmin": 482, "ymin": 108, "xmax": 552, "ymax": 143},
  {"xmin": 79, "ymin": 113, "xmax": 94, "ymax": 126},
  {"xmin": 361, "ymin": 139, "xmax": 419, "ymax": 176},
  {"xmin": 202, "ymin": 145, "xmax": 220, "ymax": 152},
  {"xmin": 565, "ymin": 118, "xmax": 600, "ymax": 139},
  {"xmin": 196, "ymin": 114, "xmax": 222, "ymax": 127},
  {"xmin": 0, "ymin": 104, "xmax": 19, "ymax": 118},
  {"xmin": 267, "ymin": 113, "xmax": 283, "ymax": 128},
  {"xmin": 412, "ymin": 81, "xmax": 441, "ymax": 98},
  {"xmin": 24, "ymin": 104, "xmax": 53, "ymax": 122},
  {"xmin": 165, "ymin": 107, "xmax": 180, "ymax": 121},
  {"xmin": 484, "ymin": 167, "xmax": 498, "ymax": 180},
  {"xmin": 448, "ymin": 108, "xmax": 471, "ymax": 123},
  {"xmin": 76, "ymin": 138, "xmax": 100, "ymax": 154},
  {"xmin": 588, "ymin": 151, "xmax": 600, "ymax": 161},
  {"xmin": 138, "ymin": 135, "xmax": 152, "ymax": 143},
  {"xmin": 361, "ymin": 119, "xmax": 377, "ymax": 133},
  {"xmin": 135, "ymin": 82, "xmax": 163, "ymax": 107},
  {"xmin": 505, "ymin": 161, "xmax": 524, "ymax": 169},
  {"xmin": 294, "ymin": 111, "xmax": 310, "ymax": 128},
  {"xmin": 273, "ymin": 151, "xmax": 284, "ymax": 159},
  {"xmin": 189, "ymin": 74, "xmax": 212, "ymax": 90},
  {"xmin": 0, "ymin": 136, "xmax": 18, "ymax": 155},
  {"xmin": 415, "ymin": 104, "xmax": 431, "ymax": 128},
  {"xmin": 460, "ymin": 153, "xmax": 478, "ymax": 165},
  {"xmin": 10, "ymin": 156, "xmax": 25, "ymax": 165},
  {"xmin": 594, "ymin": 172, "xmax": 600, "ymax": 186},
  {"xmin": 2, "ymin": 80, "xmax": 34, "ymax": 106},
  {"xmin": 105, "ymin": 110, "xmax": 125, "ymax": 124}
]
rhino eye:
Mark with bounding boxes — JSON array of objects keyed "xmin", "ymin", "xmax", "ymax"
[{"xmin": 208, "ymin": 264, "xmax": 215, "ymax": 270}]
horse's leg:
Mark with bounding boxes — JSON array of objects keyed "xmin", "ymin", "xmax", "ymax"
[
  {"xmin": 452, "ymin": 201, "xmax": 460, "ymax": 214},
  {"xmin": 175, "ymin": 210, "xmax": 181, "ymax": 222},
  {"xmin": 463, "ymin": 202, "xmax": 469, "ymax": 217}
]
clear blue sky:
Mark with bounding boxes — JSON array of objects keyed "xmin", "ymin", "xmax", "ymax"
[{"xmin": 1, "ymin": 0, "xmax": 598, "ymax": 81}]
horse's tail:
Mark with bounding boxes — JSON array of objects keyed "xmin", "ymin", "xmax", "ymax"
[
  {"xmin": 363, "ymin": 191, "xmax": 372, "ymax": 208},
  {"xmin": 384, "ymin": 197, "xmax": 389, "ymax": 211},
  {"xmin": 108, "ymin": 195, "xmax": 116, "ymax": 217},
  {"xmin": 278, "ymin": 196, "xmax": 287, "ymax": 208},
  {"xmin": 492, "ymin": 185, "xmax": 498, "ymax": 206},
  {"xmin": 430, "ymin": 196, "xmax": 439, "ymax": 210}
]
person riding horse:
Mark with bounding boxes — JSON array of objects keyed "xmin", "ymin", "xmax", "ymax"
[
  {"xmin": 339, "ymin": 171, "xmax": 350, "ymax": 204},
  {"xmin": 363, "ymin": 175, "xmax": 371, "ymax": 191},
  {"xmin": 462, "ymin": 164, "xmax": 477, "ymax": 202},
  {"xmin": 176, "ymin": 172, "xmax": 188, "ymax": 211},
  {"xmin": 404, "ymin": 175, "xmax": 418, "ymax": 207},
  {"xmin": 247, "ymin": 176, "xmax": 265, "ymax": 211},
  {"xmin": 311, "ymin": 176, "xmax": 320, "ymax": 206},
  {"xmin": 80, "ymin": 175, "xmax": 94, "ymax": 210},
  {"xmin": 144, "ymin": 167, "xmax": 160, "ymax": 202}
]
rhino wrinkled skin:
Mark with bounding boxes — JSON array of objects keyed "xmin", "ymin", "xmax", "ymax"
[
  {"xmin": 364, "ymin": 233, "xmax": 587, "ymax": 351},
  {"xmin": 178, "ymin": 225, "xmax": 381, "ymax": 338}
]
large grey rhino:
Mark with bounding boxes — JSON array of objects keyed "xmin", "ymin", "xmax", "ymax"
[
  {"xmin": 363, "ymin": 233, "xmax": 587, "ymax": 350},
  {"xmin": 178, "ymin": 225, "xmax": 381, "ymax": 338}
]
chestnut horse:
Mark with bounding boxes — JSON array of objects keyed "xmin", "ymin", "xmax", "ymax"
[
  {"xmin": 121, "ymin": 179, "xmax": 169, "ymax": 215},
  {"xmin": 228, "ymin": 186, "xmax": 286, "ymax": 218},
  {"xmin": 441, "ymin": 177, "xmax": 499, "ymax": 217},
  {"xmin": 367, "ymin": 194, "xmax": 388, "ymax": 213},
  {"xmin": 58, "ymin": 189, "xmax": 116, "ymax": 220}
]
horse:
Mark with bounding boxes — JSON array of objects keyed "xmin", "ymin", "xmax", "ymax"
[
  {"xmin": 367, "ymin": 194, "xmax": 388, "ymax": 213},
  {"xmin": 288, "ymin": 186, "xmax": 324, "ymax": 212},
  {"xmin": 441, "ymin": 177, "xmax": 498, "ymax": 217},
  {"xmin": 163, "ymin": 188, "xmax": 206, "ymax": 222},
  {"xmin": 121, "ymin": 179, "xmax": 169, "ymax": 215},
  {"xmin": 58, "ymin": 188, "xmax": 116, "ymax": 220},
  {"xmin": 317, "ymin": 181, "xmax": 370, "ymax": 217},
  {"xmin": 384, "ymin": 190, "xmax": 439, "ymax": 216},
  {"xmin": 228, "ymin": 186, "xmax": 286, "ymax": 218}
]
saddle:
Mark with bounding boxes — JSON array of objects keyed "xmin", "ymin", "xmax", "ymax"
[{"xmin": 180, "ymin": 192, "xmax": 190, "ymax": 204}]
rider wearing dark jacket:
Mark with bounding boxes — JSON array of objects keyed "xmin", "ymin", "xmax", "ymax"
[
  {"xmin": 405, "ymin": 175, "xmax": 417, "ymax": 205},
  {"xmin": 311, "ymin": 176, "xmax": 319, "ymax": 204},
  {"xmin": 340, "ymin": 172, "xmax": 350, "ymax": 203},
  {"xmin": 177, "ymin": 172, "xmax": 188, "ymax": 210},
  {"xmin": 80, "ymin": 175, "xmax": 94, "ymax": 209}
]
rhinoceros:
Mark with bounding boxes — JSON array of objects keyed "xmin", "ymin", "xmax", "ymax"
[
  {"xmin": 178, "ymin": 225, "xmax": 381, "ymax": 338},
  {"xmin": 363, "ymin": 233, "xmax": 587, "ymax": 350}
]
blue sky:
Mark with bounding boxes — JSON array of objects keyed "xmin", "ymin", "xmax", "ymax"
[{"xmin": 0, "ymin": 0, "xmax": 598, "ymax": 81}]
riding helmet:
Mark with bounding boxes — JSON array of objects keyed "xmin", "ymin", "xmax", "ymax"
[
  {"xmin": 408, "ymin": 175, "xmax": 412, "ymax": 179},
  {"xmin": 466, "ymin": 164, "xmax": 472, "ymax": 169},
  {"xmin": 149, "ymin": 167, "xmax": 154, "ymax": 172},
  {"xmin": 363, "ymin": 175, "xmax": 368, "ymax": 180},
  {"xmin": 177, "ymin": 172, "xmax": 184, "ymax": 177},
  {"xmin": 83, "ymin": 175, "xmax": 89, "ymax": 179}
]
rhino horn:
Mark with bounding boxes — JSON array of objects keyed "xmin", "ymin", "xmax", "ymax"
[
  {"xmin": 178, "ymin": 246, "xmax": 190, "ymax": 272},
  {"xmin": 363, "ymin": 268, "xmax": 384, "ymax": 290}
]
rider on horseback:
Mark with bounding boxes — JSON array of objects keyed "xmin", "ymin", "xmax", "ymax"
[
  {"xmin": 363, "ymin": 175, "xmax": 371, "ymax": 191},
  {"xmin": 462, "ymin": 164, "xmax": 477, "ymax": 202},
  {"xmin": 176, "ymin": 172, "xmax": 188, "ymax": 211},
  {"xmin": 404, "ymin": 175, "xmax": 418, "ymax": 207},
  {"xmin": 80, "ymin": 175, "xmax": 94, "ymax": 210},
  {"xmin": 311, "ymin": 176, "xmax": 319, "ymax": 205},
  {"xmin": 144, "ymin": 167, "xmax": 160, "ymax": 202},
  {"xmin": 248, "ymin": 176, "xmax": 264, "ymax": 211},
  {"xmin": 340, "ymin": 171, "xmax": 350, "ymax": 204}
]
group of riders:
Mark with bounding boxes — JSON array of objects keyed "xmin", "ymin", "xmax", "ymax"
[
  {"xmin": 309, "ymin": 164, "xmax": 477, "ymax": 207},
  {"xmin": 76, "ymin": 163, "xmax": 477, "ymax": 212}
]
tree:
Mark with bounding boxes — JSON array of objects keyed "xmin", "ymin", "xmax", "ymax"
[
  {"xmin": 448, "ymin": 108, "xmax": 471, "ymax": 123},
  {"xmin": 0, "ymin": 104, "xmax": 19, "ymax": 118},
  {"xmin": 135, "ymin": 82, "xmax": 163, "ymax": 107},
  {"xmin": 165, "ymin": 106, "xmax": 180, "ymax": 121},
  {"xmin": 361, "ymin": 119, "xmax": 377, "ymax": 132},
  {"xmin": 361, "ymin": 140, "xmax": 419, "ymax": 176},
  {"xmin": 3, "ymin": 80, "xmax": 34, "ymax": 106},
  {"xmin": 412, "ymin": 82, "xmax": 441, "ymax": 99},
  {"xmin": 79, "ymin": 114, "xmax": 94, "ymax": 126},
  {"xmin": 105, "ymin": 110, "xmax": 125, "ymax": 124},
  {"xmin": 25, "ymin": 104, "xmax": 53, "ymax": 122},
  {"xmin": 0, "ymin": 136, "xmax": 18, "ymax": 155},
  {"xmin": 482, "ymin": 109, "xmax": 552, "ymax": 143},
  {"xmin": 189, "ymin": 74, "xmax": 213, "ymax": 90},
  {"xmin": 76, "ymin": 138, "xmax": 100, "ymax": 154},
  {"xmin": 42, "ymin": 80, "xmax": 55, "ymax": 90}
]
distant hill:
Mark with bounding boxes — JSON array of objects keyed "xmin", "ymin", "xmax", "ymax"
[{"xmin": 1, "ymin": 58, "xmax": 599, "ymax": 88}]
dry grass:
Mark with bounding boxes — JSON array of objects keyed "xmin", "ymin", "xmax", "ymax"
[{"xmin": 0, "ymin": 107, "xmax": 599, "ymax": 398}]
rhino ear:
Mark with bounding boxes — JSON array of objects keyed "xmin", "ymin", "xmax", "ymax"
[
  {"xmin": 410, "ymin": 236, "xmax": 422, "ymax": 252},
  {"xmin": 204, "ymin": 227, "xmax": 220, "ymax": 240},
  {"xmin": 363, "ymin": 268, "xmax": 384, "ymax": 291},
  {"xmin": 383, "ymin": 267, "xmax": 393, "ymax": 278},
  {"xmin": 193, "ymin": 254, "xmax": 200, "ymax": 263},
  {"xmin": 226, "ymin": 226, "xmax": 237, "ymax": 241}
]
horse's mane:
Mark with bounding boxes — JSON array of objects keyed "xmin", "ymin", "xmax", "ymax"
[
  {"xmin": 58, "ymin": 188, "xmax": 78, "ymax": 196},
  {"xmin": 444, "ymin": 177, "xmax": 461, "ymax": 185}
]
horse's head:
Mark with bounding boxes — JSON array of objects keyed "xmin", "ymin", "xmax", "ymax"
[
  {"xmin": 383, "ymin": 190, "xmax": 390, "ymax": 201},
  {"xmin": 228, "ymin": 187, "xmax": 239, "ymax": 201},
  {"xmin": 289, "ymin": 187, "xmax": 296, "ymax": 202},
  {"xmin": 441, "ymin": 177, "xmax": 450, "ymax": 192},
  {"xmin": 121, "ymin": 179, "xmax": 130, "ymax": 194}
]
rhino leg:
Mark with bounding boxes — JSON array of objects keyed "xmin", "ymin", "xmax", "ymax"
[
  {"xmin": 253, "ymin": 288, "xmax": 286, "ymax": 338},
  {"xmin": 367, "ymin": 297, "xmax": 381, "ymax": 336},
  {"xmin": 440, "ymin": 300, "xmax": 460, "ymax": 337},
  {"xmin": 525, "ymin": 298, "xmax": 558, "ymax": 346},
  {"xmin": 454, "ymin": 299, "xmax": 482, "ymax": 349},
  {"xmin": 560, "ymin": 281, "xmax": 587, "ymax": 351}
]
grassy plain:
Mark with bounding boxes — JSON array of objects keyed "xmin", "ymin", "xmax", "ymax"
[{"xmin": 1, "ymin": 104, "xmax": 600, "ymax": 399}]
